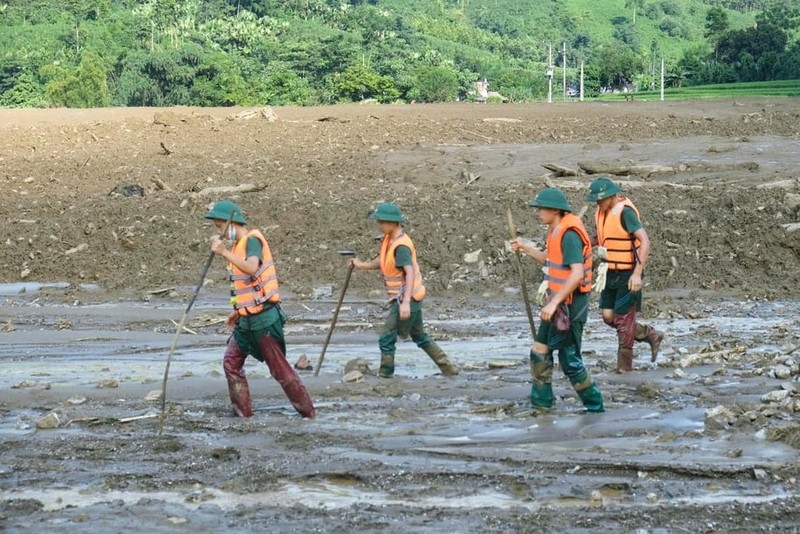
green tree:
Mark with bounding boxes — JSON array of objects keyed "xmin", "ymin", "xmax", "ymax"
[
  {"xmin": 409, "ymin": 65, "xmax": 459, "ymax": 102},
  {"xmin": 331, "ymin": 64, "xmax": 399, "ymax": 103},
  {"xmin": 42, "ymin": 51, "xmax": 111, "ymax": 107},
  {"xmin": 0, "ymin": 71, "xmax": 47, "ymax": 107}
]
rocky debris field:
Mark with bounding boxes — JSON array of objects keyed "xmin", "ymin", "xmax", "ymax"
[{"xmin": 0, "ymin": 100, "xmax": 798, "ymax": 299}]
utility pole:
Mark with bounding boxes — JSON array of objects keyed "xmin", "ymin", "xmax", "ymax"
[
  {"xmin": 660, "ymin": 58, "xmax": 665, "ymax": 102},
  {"xmin": 580, "ymin": 61, "xmax": 584, "ymax": 102},
  {"xmin": 562, "ymin": 42, "xmax": 567, "ymax": 101},
  {"xmin": 547, "ymin": 44, "xmax": 553, "ymax": 104}
]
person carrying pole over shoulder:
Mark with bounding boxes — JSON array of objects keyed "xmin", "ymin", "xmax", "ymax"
[
  {"xmin": 586, "ymin": 177, "xmax": 664, "ymax": 373},
  {"xmin": 511, "ymin": 188, "xmax": 604, "ymax": 413},
  {"xmin": 205, "ymin": 200, "xmax": 315, "ymax": 418},
  {"xmin": 350, "ymin": 202, "xmax": 460, "ymax": 379}
]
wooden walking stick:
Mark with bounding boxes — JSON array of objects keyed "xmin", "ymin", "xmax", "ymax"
[
  {"xmin": 159, "ymin": 212, "xmax": 234, "ymax": 434},
  {"xmin": 315, "ymin": 251, "xmax": 356, "ymax": 376},
  {"xmin": 506, "ymin": 207, "xmax": 537, "ymax": 337}
]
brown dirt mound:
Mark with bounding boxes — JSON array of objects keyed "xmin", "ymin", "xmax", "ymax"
[{"xmin": 1, "ymin": 100, "xmax": 798, "ymax": 299}]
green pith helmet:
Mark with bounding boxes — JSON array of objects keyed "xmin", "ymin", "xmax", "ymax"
[
  {"xmin": 369, "ymin": 202, "xmax": 406, "ymax": 223},
  {"xmin": 529, "ymin": 188, "xmax": 572, "ymax": 212},
  {"xmin": 586, "ymin": 177, "xmax": 622, "ymax": 201},
  {"xmin": 204, "ymin": 200, "xmax": 247, "ymax": 224}
]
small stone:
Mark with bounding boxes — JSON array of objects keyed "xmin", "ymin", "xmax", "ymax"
[
  {"xmin": 677, "ymin": 347, "xmax": 689, "ymax": 355},
  {"xmin": 294, "ymin": 354, "xmax": 313, "ymax": 371},
  {"xmin": 773, "ymin": 365, "xmax": 792, "ymax": 379},
  {"xmin": 754, "ymin": 428, "xmax": 767, "ymax": 441},
  {"xmin": 36, "ymin": 412, "xmax": 61, "ymax": 429},
  {"xmin": 646, "ymin": 493, "xmax": 658, "ymax": 503},
  {"xmin": 463, "ymin": 249, "xmax": 482, "ymax": 264},
  {"xmin": 705, "ymin": 405, "xmax": 736, "ymax": 431},
  {"xmin": 344, "ymin": 358, "xmax": 371, "ymax": 375},
  {"xmin": 727, "ymin": 448, "xmax": 743, "ymax": 458},
  {"xmin": 671, "ymin": 368, "xmax": 687, "ymax": 379},
  {"xmin": 66, "ymin": 397, "xmax": 87, "ymax": 406},
  {"xmin": 97, "ymin": 378, "xmax": 119, "ymax": 389},
  {"xmin": 312, "ymin": 285, "xmax": 333, "ymax": 299},
  {"xmin": 167, "ymin": 517, "xmax": 188, "ymax": 525},
  {"xmin": 342, "ymin": 370, "xmax": 364, "ymax": 383},
  {"xmin": 21, "ymin": 268, "xmax": 31, "ymax": 279},
  {"xmin": 145, "ymin": 390, "xmax": 162, "ymax": 402},
  {"xmin": 65, "ymin": 243, "xmax": 89, "ymax": 256},
  {"xmin": 753, "ymin": 468, "xmax": 768, "ymax": 481},
  {"xmin": 589, "ymin": 490, "xmax": 603, "ymax": 502}
]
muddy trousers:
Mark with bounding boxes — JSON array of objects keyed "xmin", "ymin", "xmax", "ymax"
[
  {"xmin": 529, "ymin": 347, "xmax": 604, "ymax": 412},
  {"xmin": 223, "ymin": 335, "xmax": 315, "ymax": 418},
  {"xmin": 603, "ymin": 309, "xmax": 663, "ymax": 372},
  {"xmin": 378, "ymin": 302, "xmax": 459, "ymax": 378}
]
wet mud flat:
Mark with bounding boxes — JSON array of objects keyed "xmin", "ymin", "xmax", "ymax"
[{"xmin": 1, "ymin": 289, "xmax": 798, "ymax": 532}]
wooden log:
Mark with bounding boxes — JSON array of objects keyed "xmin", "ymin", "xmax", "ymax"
[
  {"xmin": 542, "ymin": 162, "xmax": 580, "ymax": 177},
  {"xmin": 190, "ymin": 182, "xmax": 267, "ymax": 198}
]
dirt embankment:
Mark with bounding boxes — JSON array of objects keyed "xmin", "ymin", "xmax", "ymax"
[{"xmin": 0, "ymin": 99, "xmax": 798, "ymax": 300}]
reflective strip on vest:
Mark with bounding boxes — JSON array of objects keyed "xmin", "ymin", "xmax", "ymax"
[
  {"xmin": 595, "ymin": 198, "xmax": 641, "ymax": 271},
  {"xmin": 544, "ymin": 213, "xmax": 593, "ymax": 304},
  {"xmin": 379, "ymin": 232, "xmax": 426, "ymax": 303},
  {"xmin": 227, "ymin": 229, "xmax": 281, "ymax": 316}
]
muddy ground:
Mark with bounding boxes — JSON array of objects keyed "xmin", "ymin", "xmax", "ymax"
[{"xmin": 1, "ymin": 100, "xmax": 799, "ymax": 532}]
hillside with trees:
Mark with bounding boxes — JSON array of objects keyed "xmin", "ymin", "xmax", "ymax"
[{"xmin": 0, "ymin": 0, "xmax": 797, "ymax": 108}]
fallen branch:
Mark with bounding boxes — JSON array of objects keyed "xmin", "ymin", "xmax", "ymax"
[
  {"xmin": 171, "ymin": 320, "xmax": 198, "ymax": 336},
  {"xmin": 578, "ymin": 160, "xmax": 759, "ymax": 177},
  {"xmin": 66, "ymin": 413, "xmax": 159, "ymax": 427},
  {"xmin": 148, "ymin": 286, "xmax": 176, "ymax": 296},
  {"xmin": 191, "ymin": 182, "xmax": 267, "ymax": 198},
  {"xmin": 462, "ymin": 129, "xmax": 493, "ymax": 142},
  {"xmin": 542, "ymin": 163, "xmax": 580, "ymax": 177},
  {"xmin": 160, "ymin": 142, "xmax": 172, "ymax": 155}
]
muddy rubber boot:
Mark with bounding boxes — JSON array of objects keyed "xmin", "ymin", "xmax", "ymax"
[
  {"xmin": 379, "ymin": 353, "xmax": 395, "ymax": 378},
  {"xmin": 575, "ymin": 381, "xmax": 605, "ymax": 413},
  {"xmin": 616, "ymin": 347, "xmax": 634, "ymax": 373},
  {"xmin": 529, "ymin": 351, "xmax": 554, "ymax": 409},
  {"xmin": 223, "ymin": 338, "xmax": 253, "ymax": 417},
  {"xmin": 257, "ymin": 335, "xmax": 315, "ymax": 418},
  {"xmin": 642, "ymin": 325, "xmax": 665, "ymax": 363},
  {"xmin": 422, "ymin": 343, "xmax": 460, "ymax": 376},
  {"xmin": 227, "ymin": 380, "xmax": 253, "ymax": 418}
]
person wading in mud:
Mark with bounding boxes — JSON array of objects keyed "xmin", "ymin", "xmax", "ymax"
[
  {"xmin": 350, "ymin": 202, "xmax": 460, "ymax": 378},
  {"xmin": 586, "ymin": 177, "xmax": 664, "ymax": 373},
  {"xmin": 511, "ymin": 188, "xmax": 604, "ymax": 413},
  {"xmin": 206, "ymin": 200, "xmax": 315, "ymax": 418}
]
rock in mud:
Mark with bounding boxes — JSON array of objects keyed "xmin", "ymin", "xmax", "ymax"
[
  {"xmin": 145, "ymin": 390, "xmax": 162, "ymax": 402},
  {"xmin": 110, "ymin": 184, "xmax": 145, "ymax": 197},
  {"xmin": 96, "ymin": 378, "xmax": 119, "ymax": 389},
  {"xmin": 753, "ymin": 468, "xmax": 768, "ymax": 481},
  {"xmin": 705, "ymin": 405, "xmax": 736, "ymax": 431},
  {"xmin": 463, "ymin": 249, "xmax": 482, "ymax": 264},
  {"xmin": 344, "ymin": 358, "xmax": 372, "ymax": 375},
  {"xmin": 343, "ymin": 370, "xmax": 364, "ymax": 383},
  {"xmin": 762, "ymin": 389, "xmax": 790, "ymax": 403},
  {"xmin": 771, "ymin": 365, "xmax": 792, "ymax": 379},
  {"xmin": 294, "ymin": 354, "xmax": 313, "ymax": 371},
  {"xmin": 66, "ymin": 397, "xmax": 87, "ymax": 406},
  {"xmin": 312, "ymin": 285, "xmax": 333, "ymax": 299},
  {"xmin": 36, "ymin": 412, "xmax": 61, "ymax": 429}
]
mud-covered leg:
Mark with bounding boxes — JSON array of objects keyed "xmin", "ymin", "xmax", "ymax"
[
  {"xmin": 223, "ymin": 337, "xmax": 252, "ymax": 417},
  {"xmin": 614, "ymin": 308, "xmax": 636, "ymax": 373},
  {"xmin": 635, "ymin": 322, "xmax": 665, "ymax": 362},
  {"xmin": 377, "ymin": 303, "xmax": 399, "ymax": 378},
  {"xmin": 257, "ymin": 334, "xmax": 315, "ymax": 418},
  {"xmin": 410, "ymin": 307, "xmax": 459, "ymax": 376},
  {"xmin": 558, "ymin": 345, "xmax": 604, "ymax": 412},
  {"xmin": 529, "ymin": 349, "xmax": 555, "ymax": 409}
]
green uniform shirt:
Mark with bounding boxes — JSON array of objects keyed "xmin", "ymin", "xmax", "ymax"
[
  {"xmin": 393, "ymin": 244, "xmax": 422, "ymax": 311},
  {"xmin": 620, "ymin": 206, "xmax": 643, "ymax": 234},
  {"xmin": 245, "ymin": 236, "xmax": 262, "ymax": 262}
]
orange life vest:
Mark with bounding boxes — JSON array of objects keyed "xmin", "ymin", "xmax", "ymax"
[
  {"xmin": 228, "ymin": 229, "xmax": 280, "ymax": 316},
  {"xmin": 595, "ymin": 197, "xmax": 641, "ymax": 271},
  {"xmin": 379, "ymin": 232, "xmax": 426, "ymax": 303},
  {"xmin": 545, "ymin": 213, "xmax": 593, "ymax": 304}
]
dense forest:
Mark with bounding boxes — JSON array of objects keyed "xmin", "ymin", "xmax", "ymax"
[{"xmin": 0, "ymin": 0, "xmax": 797, "ymax": 107}]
